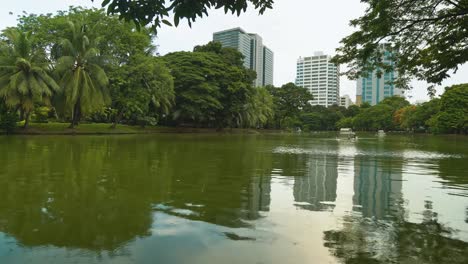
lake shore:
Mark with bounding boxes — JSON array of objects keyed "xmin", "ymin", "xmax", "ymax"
[{"xmin": 2, "ymin": 122, "xmax": 284, "ymax": 135}]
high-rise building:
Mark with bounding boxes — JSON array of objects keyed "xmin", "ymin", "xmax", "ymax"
[
  {"xmin": 295, "ymin": 52, "xmax": 340, "ymax": 107},
  {"xmin": 356, "ymin": 46, "xmax": 404, "ymax": 106},
  {"xmin": 213, "ymin": 27, "xmax": 274, "ymax": 87},
  {"xmin": 340, "ymin": 95, "xmax": 354, "ymax": 108}
]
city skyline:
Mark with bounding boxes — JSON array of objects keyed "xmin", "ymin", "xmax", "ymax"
[{"xmin": 1, "ymin": 0, "xmax": 467, "ymax": 102}]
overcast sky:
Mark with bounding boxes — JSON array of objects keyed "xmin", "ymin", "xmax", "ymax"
[{"xmin": 2, "ymin": 0, "xmax": 467, "ymax": 102}]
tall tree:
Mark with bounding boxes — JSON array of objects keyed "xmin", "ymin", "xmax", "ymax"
[
  {"xmin": 267, "ymin": 83, "xmax": 313, "ymax": 128},
  {"xmin": 109, "ymin": 54, "xmax": 174, "ymax": 127},
  {"xmin": 333, "ymin": 0, "xmax": 468, "ymax": 91},
  {"xmin": 0, "ymin": 28, "xmax": 60, "ymax": 128},
  {"xmin": 428, "ymin": 84, "xmax": 468, "ymax": 134},
  {"xmin": 55, "ymin": 21, "xmax": 109, "ymax": 128},
  {"xmin": 163, "ymin": 51, "xmax": 225, "ymax": 126},
  {"xmin": 98, "ymin": 0, "xmax": 274, "ymax": 30}
]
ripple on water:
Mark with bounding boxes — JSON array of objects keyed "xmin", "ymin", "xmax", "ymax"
[{"xmin": 272, "ymin": 146, "xmax": 463, "ymax": 160}]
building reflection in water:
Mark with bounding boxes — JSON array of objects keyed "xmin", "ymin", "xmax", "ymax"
[
  {"xmin": 353, "ymin": 158, "xmax": 403, "ymax": 219},
  {"xmin": 293, "ymin": 154, "xmax": 338, "ymax": 211}
]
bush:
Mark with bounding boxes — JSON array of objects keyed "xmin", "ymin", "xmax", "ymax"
[
  {"xmin": 0, "ymin": 110, "xmax": 18, "ymax": 134},
  {"xmin": 33, "ymin": 106, "xmax": 51, "ymax": 123}
]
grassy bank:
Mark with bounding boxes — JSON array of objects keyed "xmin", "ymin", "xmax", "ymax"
[{"xmin": 2, "ymin": 122, "xmax": 270, "ymax": 135}]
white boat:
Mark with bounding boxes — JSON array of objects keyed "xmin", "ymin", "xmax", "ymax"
[{"xmin": 339, "ymin": 128, "xmax": 356, "ymax": 139}]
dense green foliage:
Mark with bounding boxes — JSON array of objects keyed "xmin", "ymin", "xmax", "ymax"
[
  {"xmin": 332, "ymin": 84, "xmax": 467, "ymax": 134},
  {"xmin": 266, "ymin": 83, "xmax": 313, "ymax": 128},
  {"xmin": 55, "ymin": 20, "xmax": 110, "ymax": 128},
  {"xmin": 0, "ymin": 7, "xmax": 466, "ymax": 135},
  {"xmin": 163, "ymin": 42, "xmax": 272, "ymax": 128},
  {"xmin": 0, "ymin": 28, "xmax": 60, "ymax": 128},
  {"xmin": 334, "ymin": 0, "xmax": 468, "ymax": 91},
  {"xmin": 98, "ymin": 0, "xmax": 274, "ymax": 30}
]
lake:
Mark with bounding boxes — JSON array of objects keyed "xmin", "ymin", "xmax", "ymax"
[{"xmin": 0, "ymin": 133, "xmax": 467, "ymax": 263}]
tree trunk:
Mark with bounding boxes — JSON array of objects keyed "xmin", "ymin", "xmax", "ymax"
[
  {"xmin": 23, "ymin": 111, "xmax": 30, "ymax": 129},
  {"xmin": 70, "ymin": 100, "xmax": 81, "ymax": 129},
  {"xmin": 111, "ymin": 112, "xmax": 123, "ymax": 129}
]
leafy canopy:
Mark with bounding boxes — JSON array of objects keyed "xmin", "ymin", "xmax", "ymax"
[
  {"xmin": 98, "ymin": 0, "xmax": 274, "ymax": 30},
  {"xmin": 55, "ymin": 20, "xmax": 109, "ymax": 126},
  {"xmin": 333, "ymin": 0, "xmax": 468, "ymax": 91},
  {"xmin": 0, "ymin": 28, "xmax": 60, "ymax": 124}
]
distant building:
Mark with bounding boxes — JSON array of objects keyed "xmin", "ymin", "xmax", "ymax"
[
  {"xmin": 414, "ymin": 99, "xmax": 428, "ymax": 105},
  {"xmin": 355, "ymin": 45, "xmax": 404, "ymax": 106},
  {"xmin": 213, "ymin": 27, "xmax": 274, "ymax": 87},
  {"xmin": 340, "ymin": 95, "xmax": 354, "ymax": 108},
  {"xmin": 295, "ymin": 52, "xmax": 340, "ymax": 107}
]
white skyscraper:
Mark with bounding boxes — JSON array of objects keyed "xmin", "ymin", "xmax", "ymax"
[{"xmin": 295, "ymin": 52, "xmax": 340, "ymax": 107}]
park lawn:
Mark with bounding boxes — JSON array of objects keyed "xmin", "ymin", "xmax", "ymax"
[
  {"xmin": 10, "ymin": 122, "xmax": 169, "ymax": 135},
  {"xmin": 3, "ymin": 122, "xmax": 266, "ymax": 135}
]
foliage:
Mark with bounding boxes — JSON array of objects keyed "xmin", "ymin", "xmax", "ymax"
[
  {"xmin": 0, "ymin": 28, "xmax": 60, "ymax": 127},
  {"xmin": 267, "ymin": 83, "xmax": 313, "ymax": 128},
  {"xmin": 164, "ymin": 43, "xmax": 268, "ymax": 129},
  {"xmin": 194, "ymin": 41, "xmax": 246, "ymax": 67},
  {"xmin": 0, "ymin": 102, "xmax": 17, "ymax": 133},
  {"xmin": 99, "ymin": 0, "xmax": 274, "ymax": 30},
  {"xmin": 33, "ymin": 106, "xmax": 52, "ymax": 123},
  {"xmin": 55, "ymin": 20, "xmax": 109, "ymax": 127},
  {"xmin": 163, "ymin": 51, "xmax": 224, "ymax": 125},
  {"xmin": 428, "ymin": 84, "xmax": 468, "ymax": 134},
  {"xmin": 336, "ymin": 117, "xmax": 354, "ymax": 129},
  {"xmin": 354, "ymin": 104, "xmax": 395, "ymax": 131},
  {"xmin": 333, "ymin": 0, "xmax": 468, "ymax": 91},
  {"xmin": 17, "ymin": 7, "xmax": 155, "ymax": 66},
  {"xmin": 241, "ymin": 87, "xmax": 274, "ymax": 128},
  {"xmin": 300, "ymin": 105, "xmax": 345, "ymax": 131},
  {"xmin": 109, "ymin": 54, "xmax": 174, "ymax": 127}
]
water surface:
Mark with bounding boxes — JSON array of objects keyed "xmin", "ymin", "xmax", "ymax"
[{"xmin": 0, "ymin": 133, "xmax": 467, "ymax": 263}]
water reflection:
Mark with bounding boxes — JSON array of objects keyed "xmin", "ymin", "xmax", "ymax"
[
  {"xmin": 0, "ymin": 134, "xmax": 467, "ymax": 263},
  {"xmin": 0, "ymin": 135, "xmax": 275, "ymax": 252},
  {"xmin": 353, "ymin": 158, "xmax": 403, "ymax": 220},
  {"xmin": 293, "ymin": 154, "xmax": 338, "ymax": 211}
]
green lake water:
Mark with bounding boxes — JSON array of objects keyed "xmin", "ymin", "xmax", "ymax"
[{"xmin": 0, "ymin": 133, "xmax": 467, "ymax": 263}]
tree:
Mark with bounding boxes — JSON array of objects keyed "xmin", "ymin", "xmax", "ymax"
[
  {"xmin": 17, "ymin": 7, "xmax": 156, "ymax": 68},
  {"xmin": 428, "ymin": 84, "xmax": 468, "ymax": 134},
  {"xmin": 394, "ymin": 105, "xmax": 417, "ymax": 130},
  {"xmin": 98, "ymin": 0, "xmax": 274, "ymax": 30},
  {"xmin": 163, "ymin": 51, "xmax": 225, "ymax": 126},
  {"xmin": 0, "ymin": 28, "xmax": 60, "ymax": 128},
  {"xmin": 353, "ymin": 104, "xmax": 395, "ymax": 131},
  {"xmin": 333, "ymin": 0, "xmax": 468, "ymax": 90},
  {"xmin": 109, "ymin": 54, "xmax": 174, "ymax": 127},
  {"xmin": 410, "ymin": 99, "xmax": 441, "ymax": 131},
  {"xmin": 194, "ymin": 41, "xmax": 245, "ymax": 67},
  {"xmin": 55, "ymin": 20, "xmax": 109, "ymax": 128},
  {"xmin": 267, "ymin": 83, "xmax": 313, "ymax": 128},
  {"xmin": 241, "ymin": 86, "xmax": 273, "ymax": 128}
]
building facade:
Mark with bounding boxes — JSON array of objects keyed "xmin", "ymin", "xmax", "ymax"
[
  {"xmin": 355, "ymin": 47, "xmax": 404, "ymax": 106},
  {"xmin": 295, "ymin": 52, "xmax": 340, "ymax": 107},
  {"xmin": 213, "ymin": 28, "xmax": 274, "ymax": 87},
  {"xmin": 340, "ymin": 95, "xmax": 354, "ymax": 108}
]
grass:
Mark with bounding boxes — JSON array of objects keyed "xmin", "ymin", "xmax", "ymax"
[
  {"xmin": 9, "ymin": 122, "xmax": 168, "ymax": 135},
  {"xmin": 4, "ymin": 122, "xmax": 266, "ymax": 135}
]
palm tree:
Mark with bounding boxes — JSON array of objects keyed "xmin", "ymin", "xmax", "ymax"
[
  {"xmin": 242, "ymin": 87, "xmax": 274, "ymax": 128},
  {"xmin": 55, "ymin": 20, "xmax": 109, "ymax": 128},
  {"xmin": 0, "ymin": 28, "xmax": 60, "ymax": 128}
]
